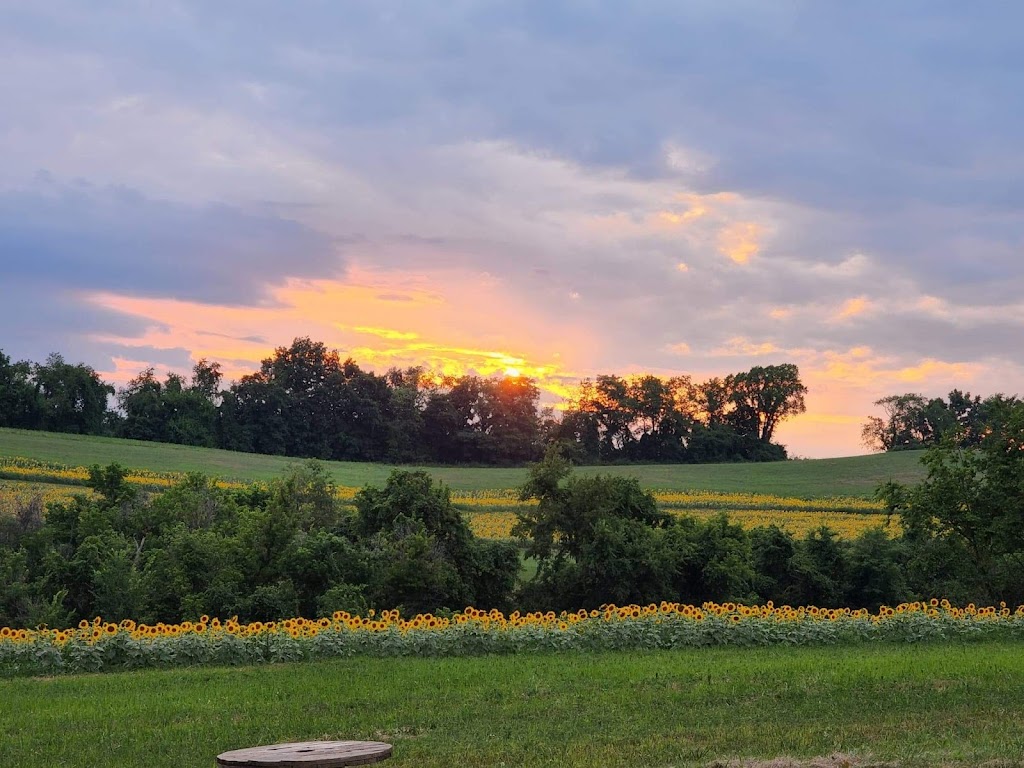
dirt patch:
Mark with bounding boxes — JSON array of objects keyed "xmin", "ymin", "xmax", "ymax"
[{"xmin": 708, "ymin": 753, "xmax": 898, "ymax": 768}]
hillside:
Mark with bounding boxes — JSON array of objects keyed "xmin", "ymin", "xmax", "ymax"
[{"xmin": 0, "ymin": 427, "xmax": 925, "ymax": 497}]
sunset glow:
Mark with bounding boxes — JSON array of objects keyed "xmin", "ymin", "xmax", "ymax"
[
  {"xmin": 83, "ymin": 264, "xmax": 590, "ymax": 403},
  {"xmin": 4, "ymin": 3, "xmax": 1024, "ymax": 459}
]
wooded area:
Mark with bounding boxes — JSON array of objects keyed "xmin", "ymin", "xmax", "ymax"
[
  {"xmin": 862, "ymin": 390, "xmax": 1021, "ymax": 451},
  {"xmin": 0, "ymin": 338, "xmax": 808, "ymax": 465}
]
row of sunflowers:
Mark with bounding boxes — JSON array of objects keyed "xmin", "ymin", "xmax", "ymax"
[{"xmin": 0, "ymin": 600, "xmax": 1019, "ymax": 677}]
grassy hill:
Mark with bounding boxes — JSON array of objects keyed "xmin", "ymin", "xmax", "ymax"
[{"xmin": 0, "ymin": 427, "xmax": 926, "ymax": 497}]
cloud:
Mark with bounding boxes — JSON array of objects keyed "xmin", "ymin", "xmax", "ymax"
[
  {"xmin": 348, "ymin": 326, "xmax": 421, "ymax": 341},
  {"xmin": 3, "ymin": 2, "xmax": 1024, "ymax": 458},
  {"xmin": 709, "ymin": 338, "xmax": 781, "ymax": 357},
  {"xmin": 81, "ymin": 263, "xmax": 595, "ymax": 401},
  {"xmin": 717, "ymin": 222, "xmax": 765, "ymax": 265},
  {"xmin": 0, "ymin": 181, "xmax": 340, "ymax": 305},
  {"xmin": 833, "ymin": 296, "xmax": 872, "ymax": 321}
]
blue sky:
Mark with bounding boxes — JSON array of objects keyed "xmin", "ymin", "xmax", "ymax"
[{"xmin": 2, "ymin": 1, "xmax": 1023, "ymax": 456}]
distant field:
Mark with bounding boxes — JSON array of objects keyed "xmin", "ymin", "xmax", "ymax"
[
  {"xmin": 1, "ymin": 643, "xmax": 1022, "ymax": 767},
  {"xmin": 0, "ymin": 427, "xmax": 926, "ymax": 497}
]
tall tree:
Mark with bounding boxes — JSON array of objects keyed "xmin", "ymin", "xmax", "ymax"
[
  {"xmin": 190, "ymin": 359, "xmax": 223, "ymax": 403},
  {"xmin": 117, "ymin": 368, "xmax": 166, "ymax": 441},
  {"xmin": 726, "ymin": 364, "xmax": 807, "ymax": 443},
  {"xmin": 861, "ymin": 393, "xmax": 932, "ymax": 451},
  {"xmin": 0, "ymin": 350, "xmax": 41, "ymax": 428},
  {"xmin": 328, "ymin": 358, "xmax": 392, "ymax": 461},
  {"xmin": 253, "ymin": 337, "xmax": 343, "ymax": 458},
  {"xmin": 221, "ymin": 373, "xmax": 289, "ymax": 455},
  {"xmin": 116, "ymin": 367, "xmax": 219, "ymax": 447},
  {"xmin": 32, "ymin": 354, "xmax": 112, "ymax": 435},
  {"xmin": 383, "ymin": 366, "xmax": 428, "ymax": 462},
  {"xmin": 479, "ymin": 375, "xmax": 542, "ymax": 464},
  {"xmin": 628, "ymin": 375, "xmax": 691, "ymax": 461},
  {"xmin": 695, "ymin": 376, "xmax": 731, "ymax": 428},
  {"xmin": 947, "ymin": 389, "xmax": 984, "ymax": 446}
]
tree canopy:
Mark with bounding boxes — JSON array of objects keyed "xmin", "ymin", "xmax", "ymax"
[
  {"xmin": 0, "ymin": 339, "xmax": 806, "ymax": 466},
  {"xmin": 879, "ymin": 399, "xmax": 1024, "ymax": 603},
  {"xmin": 863, "ymin": 390, "xmax": 1018, "ymax": 452}
]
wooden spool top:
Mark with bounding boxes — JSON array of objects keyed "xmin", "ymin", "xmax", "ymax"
[{"xmin": 216, "ymin": 740, "xmax": 393, "ymax": 767}]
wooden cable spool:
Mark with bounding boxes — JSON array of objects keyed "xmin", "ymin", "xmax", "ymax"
[{"xmin": 216, "ymin": 740, "xmax": 393, "ymax": 767}]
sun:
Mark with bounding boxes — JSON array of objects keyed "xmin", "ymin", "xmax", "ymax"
[{"xmin": 503, "ymin": 366, "xmax": 522, "ymax": 377}]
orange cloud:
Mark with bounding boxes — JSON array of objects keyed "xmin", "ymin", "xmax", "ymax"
[
  {"xmin": 893, "ymin": 358, "xmax": 978, "ymax": 384},
  {"xmin": 833, "ymin": 296, "xmax": 871, "ymax": 321},
  {"xmin": 83, "ymin": 264, "xmax": 593, "ymax": 403},
  {"xmin": 584, "ymin": 191, "xmax": 745, "ymax": 239},
  {"xmin": 717, "ymin": 221, "xmax": 764, "ymax": 264},
  {"xmin": 710, "ymin": 336, "xmax": 780, "ymax": 356},
  {"xmin": 347, "ymin": 326, "xmax": 421, "ymax": 341},
  {"xmin": 658, "ymin": 205, "xmax": 707, "ymax": 226},
  {"xmin": 814, "ymin": 347, "xmax": 981, "ymax": 388}
]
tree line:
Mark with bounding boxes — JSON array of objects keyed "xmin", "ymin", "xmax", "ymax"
[
  {"xmin": 3, "ymin": 396, "xmax": 1022, "ymax": 628},
  {"xmin": 0, "ymin": 339, "xmax": 808, "ymax": 465},
  {"xmin": 862, "ymin": 389, "xmax": 1021, "ymax": 452}
]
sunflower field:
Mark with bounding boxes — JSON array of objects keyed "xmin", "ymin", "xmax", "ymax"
[
  {"xmin": 1, "ymin": 456, "xmax": 894, "ymax": 542},
  {"xmin": 0, "ymin": 600, "xmax": 1019, "ymax": 677},
  {"xmin": 455, "ymin": 488, "xmax": 893, "ymax": 540}
]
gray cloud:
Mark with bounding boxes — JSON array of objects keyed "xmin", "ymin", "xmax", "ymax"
[
  {"xmin": 0, "ymin": 181, "xmax": 340, "ymax": 305},
  {"xmin": 2, "ymin": 1, "xmax": 1024, "ymax": 456}
]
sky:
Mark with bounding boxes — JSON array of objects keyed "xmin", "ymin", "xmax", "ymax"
[{"xmin": 2, "ymin": 1, "xmax": 1023, "ymax": 458}]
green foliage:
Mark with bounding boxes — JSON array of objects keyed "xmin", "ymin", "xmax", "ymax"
[
  {"xmin": 116, "ymin": 365, "xmax": 221, "ymax": 447},
  {"xmin": 0, "ymin": 350, "xmax": 111, "ymax": 436},
  {"xmin": 881, "ymin": 401, "xmax": 1024, "ymax": 603},
  {"xmin": 514, "ymin": 449, "xmax": 913, "ymax": 611},
  {"xmin": 517, "ymin": 458, "xmax": 675, "ymax": 607},
  {"xmin": 0, "ymin": 461, "xmax": 524, "ymax": 626},
  {"xmin": 862, "ymin": 389, "xmax": 1019, "ymax": 452},
  {"xmin": 355, "ymin": 470, "xmax": 518, "ymax": 612},
  {"xmin": 667, "ymin": 514, "xmax": 755, "ymax": 603},
  {"xmin": 843, "ymin": 527, "xmax": 908, "ymax": 608},
  {"xmin": 725, "ymin": 363, "xmax": 807, "ymax": 443},
  {"xmin": 86, "ymin": 463, "xmax": 137, "ymax": 507},
  {"xmin": 33, "ymin": 354, "xmax": 113, "ymax": 435},
  {"xmin": 0, "ymin": 351, "xmax": 41, "ymax": 429},
  {"xmin": 356, "ymin": 470, "xmax": 468, "ymax": 541},
  {"xmin": 551, "ymin": 364, "xmax": 804, "ymax": 463}
]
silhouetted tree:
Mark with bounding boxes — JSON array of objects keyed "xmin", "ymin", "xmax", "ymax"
[
  {"xmin": 0, "ymin": 350, "xmax": 41, "ymax": 428},
  {"xmin": 32, "ymin": 354, "xmax": 112, "ymax": 435}
]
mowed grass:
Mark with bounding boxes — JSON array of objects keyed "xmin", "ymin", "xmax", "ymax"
[
  {"xmin": 2, "ymin": 643, "xmax": 1023, "ymax": 767},
  {"xmin": 0, "ymin": 427, "xmax": 926, "ymax": 497}
]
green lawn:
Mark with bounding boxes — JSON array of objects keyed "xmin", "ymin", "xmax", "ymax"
[
  {"xmin": 1, "ymin": 643, "xmax": 1021, "ymax": 767},
  {"xmin": 0, "ymin": 427, "xmax": 926, "ymax": 497}
]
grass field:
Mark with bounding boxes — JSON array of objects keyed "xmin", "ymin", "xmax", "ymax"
[
  {"xmin": 1, "ymin": 643, "xmax": 1022, "ymax": 767},
  {"xmin": 0, "ymin": 427, "xmax": 927, "ymax": 497}
]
